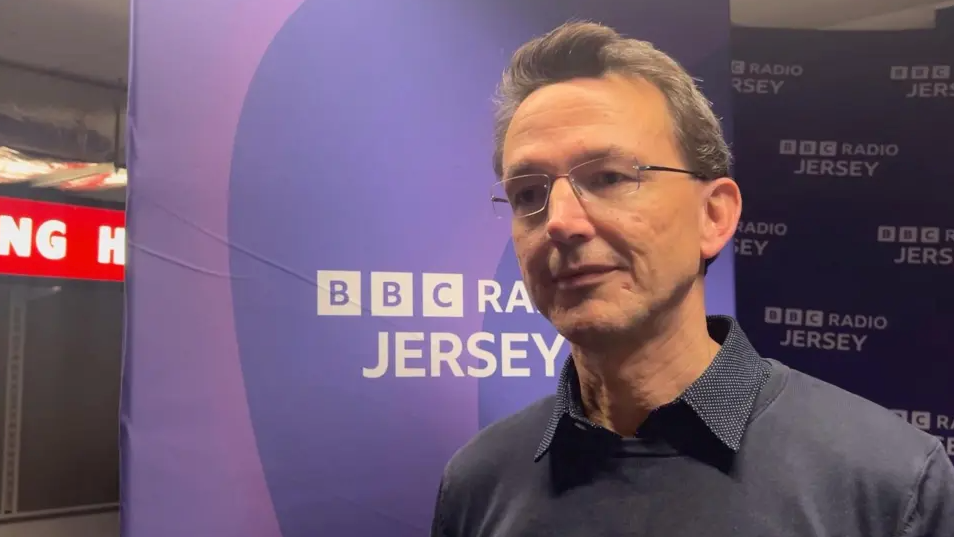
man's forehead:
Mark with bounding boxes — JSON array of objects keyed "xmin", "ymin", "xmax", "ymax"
[
  {"xmin": 503, "ymin": 144, "xmax": 636, "ymax": 178},
  {"xmin": 501, "ymin": 75, "xmax": 672, "ymax": 175},
  {"xmin": 512, "ymin": 74, "xmax": 668, "ymax": 123}
]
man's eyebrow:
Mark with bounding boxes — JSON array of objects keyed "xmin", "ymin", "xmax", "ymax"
[{"xmin": 503, "ymin": 145, "xmax": 634, "ymax": 178}]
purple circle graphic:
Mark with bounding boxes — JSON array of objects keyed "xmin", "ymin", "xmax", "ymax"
[{"xmin": 228, "ymin": 0, "xmax": 730, "ymax": 534}]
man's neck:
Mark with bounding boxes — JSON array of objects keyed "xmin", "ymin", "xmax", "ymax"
[{"xmin": 571, "ymin": 288, "xmax": 719, "ymax": 437}]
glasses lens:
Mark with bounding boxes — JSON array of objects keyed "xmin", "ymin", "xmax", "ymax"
[
  {"xmin": 492, "ymin": 175, "xmax": 550, "ymax": 218},
  {"xmin": 571, "ymin": 159, "xmax": 642, "ymax": 200}
]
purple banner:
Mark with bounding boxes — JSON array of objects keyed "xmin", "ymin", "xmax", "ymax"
[{"xmin": 124, "ymin": 1, "xmax": 732, "ymax": 535}]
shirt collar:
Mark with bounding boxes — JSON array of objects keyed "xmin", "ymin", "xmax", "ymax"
[{"xmin": 535, "ymin": 315, "xmax": 769, "ymax": 462}]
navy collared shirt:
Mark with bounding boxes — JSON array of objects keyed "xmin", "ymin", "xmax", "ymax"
[
  {"xmin": 431, "ymin": 316, "xmax": 954, "ymax": 537},
  {"xmin": 536, "ymin": 315, "xmax": 770, "ymax": 462}
]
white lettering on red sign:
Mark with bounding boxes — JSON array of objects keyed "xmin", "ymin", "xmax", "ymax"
[
  {"xmin": 97, "ymin": 226, "xmax": 125, "ymax": 266},
  {"xmin": 0, "ymin": 196, "xmax": 125, "ymax": 281},
  {"xmin": 0, "ymin": 216, "xmax": 68, "ymax": 260}
]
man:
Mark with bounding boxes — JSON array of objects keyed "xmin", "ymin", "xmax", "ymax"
[{"xmin": 430, "ymin": 21, "xmax": 954, "ymax": 537}]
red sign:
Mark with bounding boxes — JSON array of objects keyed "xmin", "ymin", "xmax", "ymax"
[{"xmin": 0, "ymin": 196, "xmax": 125, "ymax": 281}]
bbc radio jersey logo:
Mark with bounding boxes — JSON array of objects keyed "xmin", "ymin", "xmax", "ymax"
[
  {"xmin": 734, "ymin": 220, "xmax": 787, "ymax": 257},
  {"xmin": 731, "ymin": 60, "xmax": 802, "ymax": 95},
  {"xmin": 317, "ymin": 271, "xmax": 467, "ymax": 317},
  {"xmin": 877, "ymin": 225, "xmax": 954, "ymax": 266},
  {"xmin": 317, "ymin": 270, "xmax": 566, "ymax": 379},
  {"xmin": 764, "ymin": 307, "xmax": 888, "ymax": 352},
  {"xmin": 779, "ymin": 139, "xmax": 898, "ymax": 178},
  {"xmin": 893, "ymin": 409, "xmax": 954, "ymax": 457},
  {"xmin": 889, "ymin": 65, "xmax": 953, "ymax": 99}
]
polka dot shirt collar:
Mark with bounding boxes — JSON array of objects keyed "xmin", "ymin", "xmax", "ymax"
[{"xmin": 534, "ymin": 315, "xmax": 770, "ymax": 462}]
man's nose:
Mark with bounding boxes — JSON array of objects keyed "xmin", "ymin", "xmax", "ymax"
[{"xmin": 545, "ymin": 179, "xmax": 596, "ymax": 245}]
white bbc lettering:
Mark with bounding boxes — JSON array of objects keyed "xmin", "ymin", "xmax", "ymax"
[
  {"xmin": 890, "ymin": 66, "xmax": 909, "ymax": 80},
  {"xmin": 779, "ymin": 140, "xmax": 797, "ymax": 155},
  {"xmin": 911, "ymin": 411, "xmax": 933, "ymax": 430},
  {"xmin": 794, "ymin": 159, "xmax": 879, "ymax": 177},
  {"xmin": 899, "ymin": 226, "xmax": 919, "ymax": 243},
  {"xmin": 97, "ymin": 226, "xmax": 125, "ymax": 265},
  {"xmin": 895, "ymin": 412, "xmax": 954, "ymax": 453},
  {"xmin": 879, "ymin": 226, "xmax": 954, "ymax": 265},
  {"xmin": 370, "ymin": 272, "xmax": 413, "ymax": 317},
  {"xmin": 779, "ymin": 329, "xmax": 867, "ymax": 352},
  {"xmin": 477, "ymin": 280, "xmax": 535, "ymax": 313},
  {"xmin": 936, "ymin": 414, "xmax": 954, "ymax": 431},
  {"xmin": 734, "ymin": 237, "xmax": 767, "ymax": 256},
  {"xmin": 429, "ymin": 332, "xmax": 465, "ymax": 377},
  {"xmin": 500, "ymin": 333, "xmax": 532, "ymax": 377},
  {"xmin": 905, "ymin": 82, "xmax": 954, "ymax": 98},
  {"xmin": 768, "ymin": 307, "xmax": 875, "ymax": 352},
  {"xmin": 363, "ymin": 331, "xmax": 565, "ymax": 379},
  {"xmin": 894, "ymin": 247, "xmax": 954, "ymax": 265},
  {"xmin": 783, "ymin": 139, "xmax": 896, "ymax": 178},
  {"xmin": 895, "ymin": 409, "xmax": 943, "ymax": 432},
  {"xmin": 895, "ymin": 65, "xmax": 954, "ymax": 98},
  {"xmin": 912, "ymin": 66, "xmax": 931, "ymax": 80},
  {"xmin": 775, "ymin": 308, "xmax": 824, "ymax": 328},
  {"xmin": 840, "ymin": 143, "xmax": 899, "ymax": 157},
  {"xmin": 827, "ymin": 313, "xmax": 888, "ymax": 330},
  {"xmin": 921, "ymin": 227, "xmax": 941, "ymax": 244},
  {"xmin": 735, "ymin": 221, "xmax": 787, "ymax": 257},
  {"xmin": 805, "ymin": 310, "xmax": 825, "ymax": 327},
  {"xmin": 732, "ymin": 78, "xmax": 784, "ymax": 95},
  {"xmin": 421, "ymin": 273, "xmax": 464, "ymax": 318},
  {"xmin": 317, "ymin": 271, "xmax": 472, "ymax": 317},
  {"xmin": 819, "ymin": 141, "xmax": 835, "ymax": 156},
  {"xmin": 731, "ymin": 61, "xmax": 801, "ymax": 95},
  {"xmin": 748, "ymin": 63, "xmax": 803, "ymax": 76},
  {"xmin": 317, "ymin": 270, "xmax": 363, "ymax": 316},
  {"xmin": 0, "ymin": 215, "xmax": 67, "ymax": 260},
  {"xmin": 877, "ymin": 226, "xmax": 897, "ymax": 242},
  {"xmin": 738, "ymin": 221, "xmax": 788, "ymax": 236},
  {"xmin": 893, "ymin": 65, "xmax": 947, "ymax": 80}
]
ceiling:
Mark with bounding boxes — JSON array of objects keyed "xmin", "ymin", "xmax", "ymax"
[
  {"xmin": 734, "ymin": 0, "xmax": 954, "ymax": 29},
  {"xmin": 0, "ymin": 0, "xmax": 948, "ymax": 203},
  {"xmin": 0, "ymin": 0, "xmax": 952, "ymax": 87}
]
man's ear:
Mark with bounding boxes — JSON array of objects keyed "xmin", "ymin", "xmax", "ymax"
[{"xmin": 699, "ymin": 177, "xmax": 741, "ymax": 262}]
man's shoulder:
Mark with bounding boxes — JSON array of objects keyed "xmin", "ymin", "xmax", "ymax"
[
  {"xmin": 442, "ymin": 395, "xmax": 554, "ymax": 484},
  {"xmin": 758, "ymin": 360, "xmax": 940, "ymax": 472}
]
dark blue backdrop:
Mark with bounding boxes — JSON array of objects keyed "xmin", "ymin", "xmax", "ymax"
[{"xmin": 731, "ymin": 13, "xmax": 954, "ymax": 460}]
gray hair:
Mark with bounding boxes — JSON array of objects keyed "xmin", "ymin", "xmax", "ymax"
[{"xmin": 492, "ymin": 21, "xmax": 731, "ymax": 180}]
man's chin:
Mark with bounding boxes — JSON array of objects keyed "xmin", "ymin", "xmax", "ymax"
[{"xmin": 551, "ymin": 315, "xmax": 633, "ymax": 349}]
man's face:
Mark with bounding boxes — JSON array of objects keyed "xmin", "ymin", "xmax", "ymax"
[{"xmin": 501, "ymin": 74, "xmax": 725, "ymax": 349}]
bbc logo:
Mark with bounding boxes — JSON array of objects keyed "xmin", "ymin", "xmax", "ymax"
[
  {"xmin": 890, "ymin": 65, "xmax": 951, "ymax": 81},
  {"xmin": 893, "ymin": 409, "xmax": 933, "ymax": 430},
  {"xmin": 316, "ymin": 270, "xmax": 464, "ymax": 318},
  {"xmin": 779, "ymin": 140, "xmax": 838, "ymax": 157},
  {"xmin": 731, "ymin": 60, "xmax": 746, "ymax": 75},
  {"xmin": 876, "ymin": 226, "xmax": 940, "ymax": 244},
  {"xmin": 764, "ymin": 307, "xmax": 824, "ymax": 327}
]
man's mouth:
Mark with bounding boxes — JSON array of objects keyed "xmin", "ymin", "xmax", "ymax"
[{"xmin": 552, "ymin": 265, "xmax": 618, "ymax": 288}]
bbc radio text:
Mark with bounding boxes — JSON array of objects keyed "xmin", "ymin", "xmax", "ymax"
[
  {"xmin": 316, "ymin": 271, "xmax": 567, "ymax": 379},
  {"xmin": 895, "ymin": 410, "xmax": 954, "ymax": 457}
]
